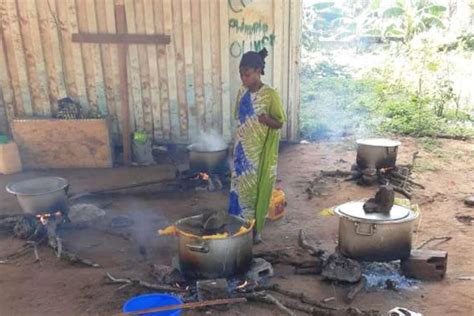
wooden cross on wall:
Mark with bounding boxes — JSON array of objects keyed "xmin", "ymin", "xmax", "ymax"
[{"xmin": 72, "ymin": 2, "xmax": 170, "ymax": 165}]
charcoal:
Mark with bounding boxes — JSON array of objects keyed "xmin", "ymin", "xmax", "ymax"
[
  {"xmin": 464, "ymin": 196, "xmax": 474, "ymax": 207},
  {"xmin": 363, "ymin": 185, "xmax": 395, "ymax": 214},
  {"xmin": 150, "ymin": 264, "xmax": 185, "ymax": 284},
  {"xmin": 322, "ymin": 252, "xmax": 362, "ymax": 283},
  {"xmin": 13, "ymin": 216, "xmax": 38, "ymax": 239},
  {"xmin": 196, "ymin": 279, "xmax": 230, "ymax": 301}
]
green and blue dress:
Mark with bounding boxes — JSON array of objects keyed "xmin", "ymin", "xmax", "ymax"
[{"xmin": 228, "ymin": 84, "xmax": 286, "ymax": 233}]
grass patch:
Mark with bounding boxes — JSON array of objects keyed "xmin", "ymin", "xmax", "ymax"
[
  {"xmin": 414, "ymin": 158, "xmax": 442, "ymax": 172},
  {"xmin": 419, "ymin": 138, "xmax": 443, "ymax": 152}
]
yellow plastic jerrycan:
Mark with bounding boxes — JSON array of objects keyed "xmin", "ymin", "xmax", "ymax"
[{"xmin": 267, "ymin": 188, "xmax": 286, "ymax": 221}]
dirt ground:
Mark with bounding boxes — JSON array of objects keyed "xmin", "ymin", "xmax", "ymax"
[{"xmin": 0, "ymin": 137, "xmax": 473, "ymax": 315}]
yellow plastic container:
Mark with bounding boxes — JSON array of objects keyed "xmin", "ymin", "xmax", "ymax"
[
  {"xmin": 267, "ymin": 188, "xmax": 286, "ymax": 221},
  {"xmin": 0, "ymin": 142, "xmax": 22, "ymax": 175}
]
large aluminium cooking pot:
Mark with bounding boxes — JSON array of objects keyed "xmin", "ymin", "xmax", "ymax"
[
  {"xmin": 175, "ymin": 214, "xmax": 253, "ymax": 279},
  {"xmin": 356, "ymin": 138, "xmax": 401, "ymax": 170},
  {"xmin": 334, "ymin": 202, "xmax": 418, "ymax": 261},
  {"xmin": 187, "ymin": 144, "xmax": 229, "ymax": 174},
  {"xmin": 6, "ymin": 177, "xmax": 69, "ymax": 214}
]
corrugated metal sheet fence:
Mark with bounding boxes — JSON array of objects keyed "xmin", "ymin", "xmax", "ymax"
[{"xmin": 0, "ymin": 0, "xmax": 301, "ymax": 142}]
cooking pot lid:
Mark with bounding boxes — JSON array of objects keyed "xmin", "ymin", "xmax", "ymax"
[
  {"xmin": 6, "ymin": 177, "xmax": 68, "ymax": 196},
  {"xmin": 335, "ymin": 201, "xmax": 410, "ymax": 221},
  {"xmin": 356, "ymin": 138, "xmax": 401, "ymax": 147}
]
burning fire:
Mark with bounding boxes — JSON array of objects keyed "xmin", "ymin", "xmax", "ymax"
[
  {"xmin": 36, "ymin": 211, "xmax": 62, "ymax": 225},
  {"xmin": 198, "ymin": 172, "xmax": 210, "ymax": 181},
  {"xmin": 380, "ymin": 167, "xmax": 394, "ymax": 174}
]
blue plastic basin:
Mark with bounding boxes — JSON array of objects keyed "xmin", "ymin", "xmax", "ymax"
[{"xmin": 122, "ymin": 293, "xmax": 182, "ymax": 316}]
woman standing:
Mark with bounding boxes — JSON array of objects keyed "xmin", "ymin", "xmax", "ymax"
[{"xmin": 228, "ymin": 48, "xmax": 286, "ymax": 243}]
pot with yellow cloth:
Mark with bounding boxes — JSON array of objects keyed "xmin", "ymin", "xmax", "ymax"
[{"xmin": 159, "ymin": 214, "xmax": 254, "ymax": 279}]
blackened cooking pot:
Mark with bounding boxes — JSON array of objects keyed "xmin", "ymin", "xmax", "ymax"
[
  {"xmin": 175, "ymin": 214, "xmax": 253, "ymax": 279},
  {"xmin": 187, "ymin": 144, "xmax": 229, "ymax": 174}
]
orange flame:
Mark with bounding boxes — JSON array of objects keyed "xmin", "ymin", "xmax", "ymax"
[
  {"xmin": 198, "ymin": 172, "xmax": 210, "ymax": 181},
  {"xmin": 36, "ymin": 211, "xmax": 62, "ymax": 225},
  {"xmin": 380, "ymin": 167, "xmax": 394, "ymax": 174}
]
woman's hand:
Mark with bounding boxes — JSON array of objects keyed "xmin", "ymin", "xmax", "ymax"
[{"xmin": 258, "ymin": 113, "xmax": 283, "ymax": 129}]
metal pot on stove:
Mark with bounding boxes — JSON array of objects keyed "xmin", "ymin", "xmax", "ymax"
[
  {"xmin": 187, "ymin": 143, "xmax": 229, "ymax": 174},
  {"xmin": 6, "ymin": 177, "xmax": 69, "ymax": 214},
  {"xmin": 334, "ymin": 201, "xmax": 418, "ymax": 261},
  {"xmin": 174, "ymin": 214, "xmax": 253, "ymax": 279},
  {"xmin": 356, "ymin": 138, "xmax": 401, "ymax": 170}
]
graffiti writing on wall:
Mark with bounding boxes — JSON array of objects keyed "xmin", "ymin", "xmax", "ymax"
[
  {"xmin": 229, "ymin": 17, "xmax": 276, "ymax": 57},
  {"xmin": 228, "ymin": 18, "xmax": 276, "ymax": 58},
  {"xmin": 229, "ymin": 35, "xmax": 276, "ymax": 58},
  {"xmin": 229, "ymin": 18, "xmax": 269, "ymax": 35},
  {"xmin": 228, "ymin": 0, "xmax": 253, "ymax": 13}
]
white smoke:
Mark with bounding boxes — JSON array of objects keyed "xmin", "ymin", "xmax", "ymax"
[{"xmin": 190, "ymin": 129, "xmax": 228, "ymax": 152}]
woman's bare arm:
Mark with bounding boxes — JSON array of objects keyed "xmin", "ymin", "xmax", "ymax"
[{"xmin": 258, "ymin": 114, "xmax": 283, "ymax": 129}]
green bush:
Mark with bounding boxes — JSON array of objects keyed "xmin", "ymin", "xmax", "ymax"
[
  {"xmin": 443, "ymin": 108, "xmax": 472, "ymax": 122},
  {"xmin": 374, "ymin": 93, "xmax": 443, "ymax": 136},
  {"xmin": 369, "ymin": 84, "xmax": 474, "ymax": 138},
  {"xmin": 300, "ymin": 74, "xmax": 473, "ymax": 140},
  {"xmin": 300, "ymin": 1, "xmax": 473, "ymax": 141}
]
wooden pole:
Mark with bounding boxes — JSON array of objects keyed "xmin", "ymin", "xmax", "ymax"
[{"xmin": 115, "ymin": 3, "xmax": 131, "ymax": 165}]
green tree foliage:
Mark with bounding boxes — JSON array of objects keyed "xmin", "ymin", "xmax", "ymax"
[{"xmin": 300, "ymin": 0, "xmax": 473, "ymax": 140}]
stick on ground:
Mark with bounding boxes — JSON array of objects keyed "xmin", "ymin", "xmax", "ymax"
[
  {"xmin": 4, "ymin": 243, "xmax": 34, "ymax": 260},
  {"xmin": 274, "ymin": 296, "xmax": 334, "ymax": 316},
  {"xmin": 416, "ymin": 236, "xmax": 452, "ymax": 249},
  {"xmin": 56, "ymin": 237, "xmax": 62, "ymax": 258},
  {"xmin": 390, "ymin": 172, "xmax": 425, "ymax": 189},
  {"xmin": 320, "ymin": 170, "xmax": 353, "ymax": 178},
  {"xmin": 392, "ymin": 186, "xmax": 412, "ymax": 199},
  {"xmin": 264, "ymin": 294, "xmax": 296, "ymax": 316},
  {"xmin": 260, "ymin": 284, "xmax": 338, "ymax": 311},
  {"xmin": 346, "ymin": 276, "xmax": 367, "ymax": 303},
  {"xmin": 46, "ymin": 219, "xmax": 101, "ymax": 268},
  {"xmin": 241, "ymin": 292, "xmax": 295, "ymax": 316},
  {"xmin": 59, "ymin": 250, "xmax": 101, "ymax": 268},
  {"xmin": 106, "ymin": 273, "xmax": 186, "ymax": 293},
  {"xmin": 26, "ymin": 241, "xmax": 42, "ymax": 263}
]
